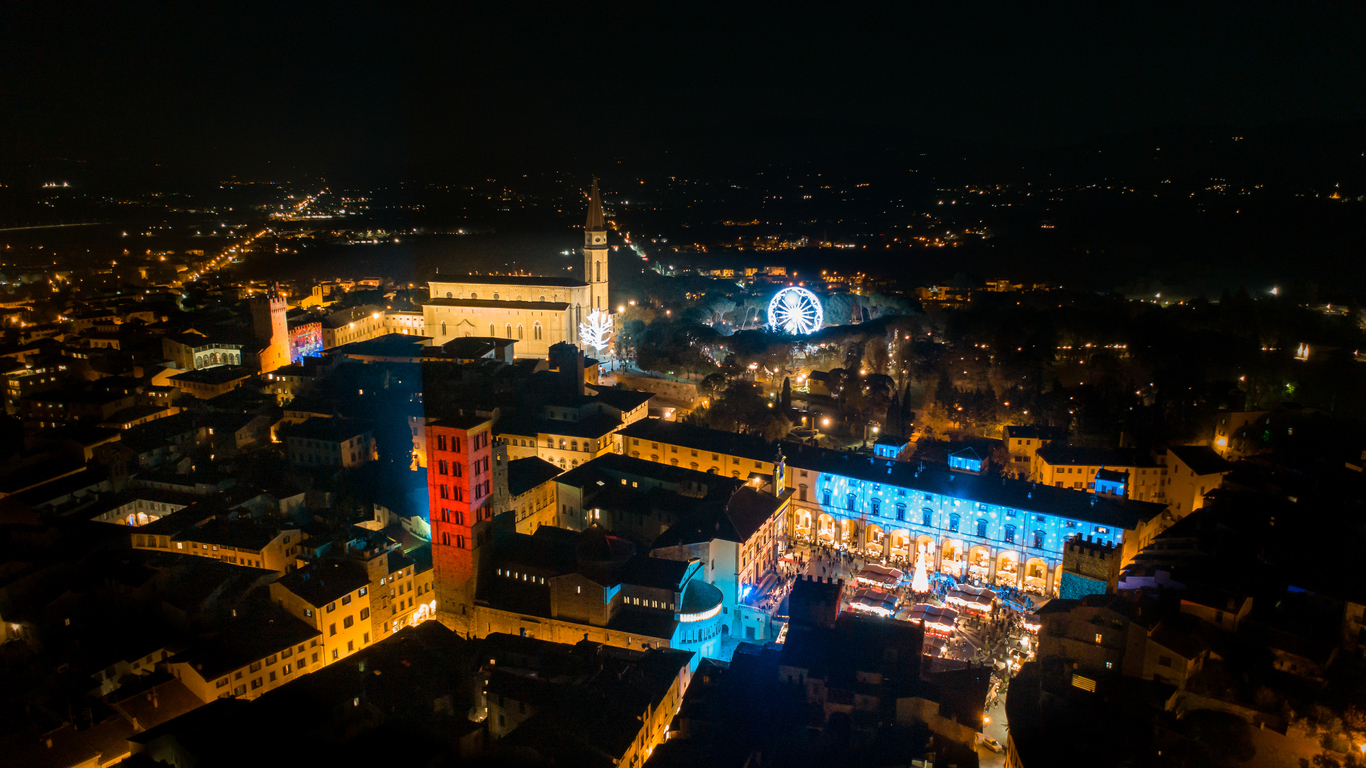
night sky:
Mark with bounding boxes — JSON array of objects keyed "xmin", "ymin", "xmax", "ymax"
[{"xmin": 4, "ymin": 3, "xmax": 1365, "ymax": 179}]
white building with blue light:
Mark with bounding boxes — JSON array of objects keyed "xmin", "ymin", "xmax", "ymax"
[{"xmin": 781, "ymin": 444, "xmax": 1167, "ymax": 595}]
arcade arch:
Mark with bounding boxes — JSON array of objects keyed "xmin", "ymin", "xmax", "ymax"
[
  {"xmin": 996, "ymin": 551, "xmax": 1021, "ymax": 588},
  {"xmin": 940, "ymin": 539, "xmax": 965, "ymax": 577}
]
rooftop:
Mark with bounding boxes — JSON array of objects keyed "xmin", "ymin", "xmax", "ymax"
[
  {"xmin": 321, "ymin": 304, "xmax": 383, "ymax": 329},
  {"xmin": 618, "ymin": 418, "xmax": 777, "ymax": 463},
  {"xmin": 1035, "ymin": 443, "xmax": 1157, "ymax": 468},
  {"xmin": 1004, "ymin": 424, "xmax": 1070, "ymax": 442},
  {"xmin": 424, "ymin": 297, "xmax": 570, "ymax": 311},
  {"xmin": 506, "ymin": 456, "xmax": 563, "ymax": 497},
  {"xmin": 431, "ymin": 274, "xmax": 588, "ymax": 288},
  {"xmin": 273, "ymin": 559, "xmax": 372, "ymax": 608},
  {"xmin": 1166, "ymin": 444, "xmax": 1234, "ymax": 476},
  {"xmin": 168, "ymin": 609, "xmax": 320, "ymax": 681},
  {"xmin": 168, "ymin": 365, "xmax": 252, "ymax": 386},
  {"xmin": 283, "ymin": 417, "xmax": 373, "ymax": 443},
  {"xmin": 172, "ymin": 518, "xmax": 290, "ymax": 551}
]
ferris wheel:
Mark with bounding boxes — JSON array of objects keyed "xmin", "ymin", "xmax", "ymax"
[{"xmin": 768, "ymin": 286, "xmax": 824, "ymax": 335}]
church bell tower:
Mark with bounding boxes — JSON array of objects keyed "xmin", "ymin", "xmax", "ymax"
[{"xmin": 584, "ymin": 178, "xmax": 609, "ymax": 314}]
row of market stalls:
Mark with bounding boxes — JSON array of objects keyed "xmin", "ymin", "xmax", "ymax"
[{"xmin": 848, "ymin": 564, "xmax": 907, "ymax": 617}]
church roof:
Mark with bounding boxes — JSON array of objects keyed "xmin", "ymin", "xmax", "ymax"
[
  {"xmin": 431, "ymin": 275, "xmax": 587, "ymax": 288},
  {"xmin": 423, "ymin": 298, "xmax": 570, "ymax": 311},
  {"xmin": 586, "ymin": 177, "xmax": 606, "ymax": 232}
]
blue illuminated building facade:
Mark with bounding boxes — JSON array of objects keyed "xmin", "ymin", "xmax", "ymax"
[
  {"xmin": 947, "ymin": 447, "xmax": 984, "ymax": 473},
  {"xmin": 782, "ymin": 445, "xmax": 1165, "ymax": 596},
  {"xmin": 1094, "ymin": 468, "xmax": 1128, "ymax": 497}
]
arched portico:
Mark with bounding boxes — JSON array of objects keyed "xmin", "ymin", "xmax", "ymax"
[
  {"xmin": 996, "ymin": 551, "xmax": 1021, "ymax": 588},
  {"xmin": 940, "ymin": 538, "xmax": 965, "ymax": 577},
  {"xmin": 839, "ymin": 518, "xmax": 859, "ymax": 549},
  {"xmin": 913, "ymin": 534, "xmax": 934, "ymax": 569},
  {"xmin": 817, "ymin": 513, "xmax": 836, "ymax": 545},
  {"xmin": 968, "ymin": 545, "xmax": 992, "ymax": 581},
  {"xmin": 794, "ymin": 509, "xmax": 813, "ymax": 541},
  {"xmin": 889, "ymin": 530, "xmax": 912, "ymax": 563},
  {"xmin": 865, "ymin": 524, "xmax": 885, "ymax": 557},
  {"xmin": 1024, "ymin": 558, "xmax": 1049, "ymax": 593}
]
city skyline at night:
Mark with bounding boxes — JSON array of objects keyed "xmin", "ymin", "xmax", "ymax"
[{"xmin": 1, "ymin": 4, "xmax": 1365, "ymax": 768}]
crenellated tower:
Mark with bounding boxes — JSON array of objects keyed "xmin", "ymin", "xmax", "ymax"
[{"xmin": 249, "ymin": 283, "xmax": 289, "ymax": 372}]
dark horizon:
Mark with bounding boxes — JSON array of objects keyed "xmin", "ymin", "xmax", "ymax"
[{"xmin": 5, "ymin": 4, "xmax": 1366, "ymax": 181}]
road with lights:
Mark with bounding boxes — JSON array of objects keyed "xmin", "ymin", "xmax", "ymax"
[{"xmin": 185, "ymin": 190, "xmax": 325, "ymax": 283}]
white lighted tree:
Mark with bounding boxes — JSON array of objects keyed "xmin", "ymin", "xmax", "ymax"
[{"xmin": 579, "ymin": 309, "xmax": 614, "ymax": 353}]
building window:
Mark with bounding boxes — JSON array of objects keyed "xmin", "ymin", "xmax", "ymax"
[
  {"xmin": 1095, "ymin": 633, "xmax": 1103, "ymax": 644},
  {"xmin": 329, "ymin": 624, "xmax": 337, "ymax": 636},
  {"xmin": 1004, "ymin": 525, "xmax": 1016, "ymax": 544},
  {"xmin": 343, "ymin": 616, "xmax": 354, "ymax": 629},
  {"xmin": 1033, "ymin": 530, "xmax": 1044, "ymax": 548},
  {"xmin": 871, "ymin": 498, "xmax": 881, "ymax": 516},
  {"xmin": 948, "ymin": 514, "xmax": 960, "ymax": 533},
  {"xmin": 896, "ymin": 503, "xmax": 906, "ymax": 521},
  {"xmin": 846, "ymin": 494, "xmax": 856, "ymax": 512},
  {"xmin": 533, "ymin": 322, "xmax": 542, "ymax": 341},
  {"xmin": 342, "ymin": 594, "xmax": 351, "ymax": 606},
  {"xmin": 922, "ymin": 508, "xmax": 932, "ymax": 526},
  {"xmin": 976, "ymin": 519, "xmax": 987, "ymax": 538},
  {"xmin": 822, "ymin": 490, "xmax": 831, "ymax": 507}
]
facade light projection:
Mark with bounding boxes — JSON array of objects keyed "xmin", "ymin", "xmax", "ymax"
[{"xmin": 793, "ymin": 469, "xmax": 1120, "ymax": 593}]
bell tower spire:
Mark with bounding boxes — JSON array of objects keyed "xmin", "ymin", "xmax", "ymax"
[{"xmin": 584, "ymin": 177, "xmax": 609, "ymax": 313}]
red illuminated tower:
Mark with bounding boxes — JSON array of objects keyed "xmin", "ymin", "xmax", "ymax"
[{"xmin": 425, "ymin": 415, "xmax": 495, "ymax": 636}]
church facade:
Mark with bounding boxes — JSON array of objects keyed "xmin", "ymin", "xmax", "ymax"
[{"xmin": 422, "ymin": 179, "xmax": 610, "ymax": 358}]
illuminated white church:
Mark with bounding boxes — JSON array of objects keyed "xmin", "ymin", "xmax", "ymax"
[{"xmin": 422, "ymin": 179, "xmax": 610, "ymax": 358}]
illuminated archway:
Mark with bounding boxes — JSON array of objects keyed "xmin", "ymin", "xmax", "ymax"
[
  {"xmin": 839, "ymin": 518, "xmax": 859, "ymax": 548},
  {"xmin": 817, "ymin": 513, "xmax": 836, "ymax": 544},
  {"xmin": 996, "ymin": 551, "xmax": 1021, "ymax": 587},
  {"xmin": 940, "ymin": 538, "xmax": 964, "ymax": 577},
  {"xmin": 968, "ymin": 545, "xmax": 992, "ymax": 580},
  {"xmin": 1025, "ymin": 558, "xmax": 1049, "ymax": 593},
  {"xmin": 865, "ymin": 524, "xmax": 885, "ymax": 557},
  {"xmin": 889, "ymin": 530, "xmax": 912, "ymax": 561}
]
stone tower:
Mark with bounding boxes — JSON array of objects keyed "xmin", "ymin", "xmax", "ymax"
[
  {"xmin": 249, "ymin": 283, "xmax": 289, "ymax": 372},
  {"xmin": 426, "ymin": 417, "xmax": 495, "ymax": 637},
  {"xmin": 1059, "ymin": 535, "xmax": 1118, "ymax": 600},
  {"xmin": 584, "ymin": 178, "xmax": 609, "ymax": 314}
]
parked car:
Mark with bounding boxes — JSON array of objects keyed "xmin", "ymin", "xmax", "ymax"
[{"xmin": 981, "ymin": 737, "xmax": 1004, "ymax": 754}]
